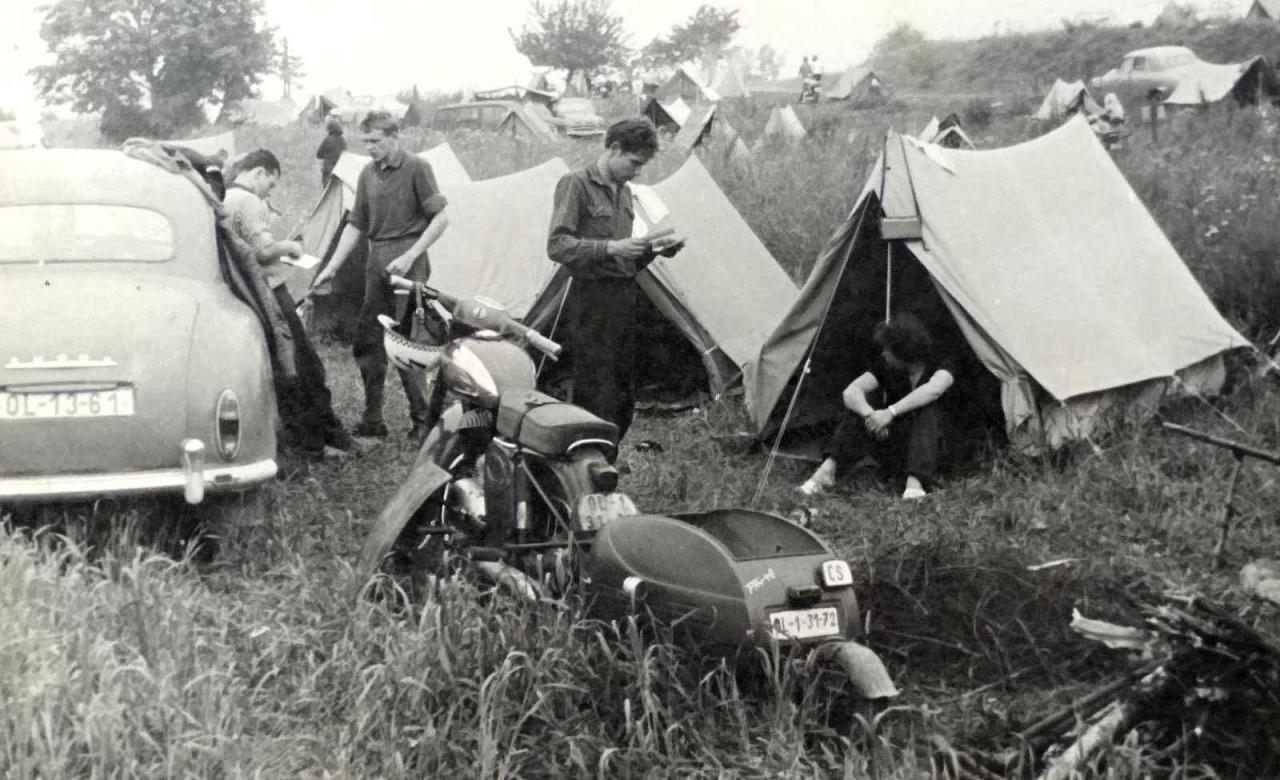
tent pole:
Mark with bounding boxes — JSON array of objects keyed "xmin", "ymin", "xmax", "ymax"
[
  {"xmin": 751, "ymin": 204, "xmax": 871, "ymax": 507},
  {"xmin": 885, "ymin": 243, "xmax": 893, "ymax": 323},
  {"xmin": 537, "ymin": 277, "xmax": 573, "ymax": 380}
]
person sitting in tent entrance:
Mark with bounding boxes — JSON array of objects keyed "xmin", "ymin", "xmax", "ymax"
[{"xmin": 799, "ymin": 313, "xmax": 955, "ymax": 500}]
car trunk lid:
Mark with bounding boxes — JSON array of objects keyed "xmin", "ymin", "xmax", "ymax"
[{"xmin": 0, "ymin": 272, "xmax": 198, "ymax": 475}]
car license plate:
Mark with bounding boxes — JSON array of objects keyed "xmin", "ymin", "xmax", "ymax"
[
  {"xmin": 0, "ymin": 387, "xmax": 135, "ymax": 420},
  {"xmin": 769, "ymin": 606, "xmax": 841, "ymax": 640},
  {"xmin": 576, "ymin": 492, "xmax": 638, "ymax": 531}
]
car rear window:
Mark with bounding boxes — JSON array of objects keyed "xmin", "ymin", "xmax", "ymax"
[{"xmin": 0, "ymin": 204, "xmax": 175, "ymax": 263}]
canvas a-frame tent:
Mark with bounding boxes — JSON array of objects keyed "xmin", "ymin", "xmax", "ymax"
[
  {"xmin": 656, "ymin": 65, "xmax": 721, "ymax": 105},
  {"xmin": 641, "ymin": 97, "xmax": 690, "ymax": 131},
  {"xmin": 619, "ymin": 156, "xmax": 798, "ymax": 393},
  {"xmin": 755, "ymin": 105, "xmax": 806, "ymax": 149},
  {"xmin": 1248, "ymin": 0, "xmax": 1280, "ymax": 20},
  {"xmin": 429, "ymin": 158, "xmax": 574, "ymax": 321},
  {"xmin": 1163, "ymin": 56, "xmax": 1272, "ymax": 106},
  {"xmin": 744, "ymin": 117, "xmax": 1249, "ymax": 452},
  {"xmin": 1035, "ymin": 80, "xmax": 1101, "ymax": 121},
  {"xmin": 826, "ymin": 67, "xmax": 890, "ymax": 104},
  {"xmin": 469, "ymin": 155, "xmax": 798, "ymax": 396},
  {"xmin": 496, "ymin": 103, "xmax": 559, "ymax": 141},
  {"xmin": 288, "ymin": 144, "xmax": 472, "ymax": 329},
  {"xmin": 916, "ymin": 114, "xmax": 974, "ymax": 149},
  {"xmin": 705, "ymin": 60, "xmax": 752, "ymax": 99}
]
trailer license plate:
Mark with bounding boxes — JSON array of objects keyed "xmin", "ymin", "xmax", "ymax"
[
  {"xmin": 0, "ymin": 387, "xmax": 135, "ymax": 420},
  {"xmin": 769, "ymin": 606, "xmax": 840, "ymax": 639},
  {"xmin": 576, "ymin": 492, "xmax": 638, "ymax": 531}
]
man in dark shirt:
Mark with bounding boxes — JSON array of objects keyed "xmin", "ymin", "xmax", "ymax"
[
  {"xmin": 547, "ymin": 118, "xmax": 682, "ymax": 441},
  {"xmin": 315, "ymin": 113, "xmax": 347, "ymax": 186},
  {"xmin": 312, "ymin": 110, "xmax": 449, "ymax": 444}
]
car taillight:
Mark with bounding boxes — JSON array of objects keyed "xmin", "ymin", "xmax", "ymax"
[
  {"xmin": 821, "ymin": 560, "xmax": 853, "ymax": 588},
  {"xmin": 215, "ymin": 389, "xmax": 241, "ymax": 459}
]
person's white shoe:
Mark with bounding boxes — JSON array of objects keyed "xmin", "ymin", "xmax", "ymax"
[{"xmin": 902, "ymin": 485, "xmax": 927, "ymax": 500}]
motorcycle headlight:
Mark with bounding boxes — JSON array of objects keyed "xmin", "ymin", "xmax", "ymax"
[
  {"xmin": 820, "ymin": 560, "xmax": 853, "ymax": 589},
  {"xmin": 440, "ymin": 344, "xmax": 499, "ymax": 405}
]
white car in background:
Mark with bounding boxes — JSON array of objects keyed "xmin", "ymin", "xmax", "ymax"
[{"xmin": 1091, "ymin": 45, "xmax": 1270, "ymax": 107}]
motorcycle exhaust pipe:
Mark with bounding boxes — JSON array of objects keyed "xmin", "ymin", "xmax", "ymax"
[
  {"xmin": 473, "ymin": 560, "xmax": 543, "ymax": 603},
  {"xmin": 813, "ymin": 640, "xmax": 899, "ymax": 700},
  {"xmin": 447, "ymin": 477, "xmax": 487, "ymax": 534}
]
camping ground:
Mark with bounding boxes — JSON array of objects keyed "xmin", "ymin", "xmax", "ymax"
[{"xmin": 6, "ymin": 99, "xmax": 1280, "ymax": 776}]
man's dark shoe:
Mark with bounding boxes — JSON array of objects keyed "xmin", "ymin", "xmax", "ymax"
[
  {"xmin": 352, "ymin": 421, "xmax": 389, "ymax": 438},
  {"xmin": 407, "ymin": 424, "xmax": 430, "ymax": 449},
  {"xmin": 326, "ymin": 428, "xmax": 356, "ymax": 451}
]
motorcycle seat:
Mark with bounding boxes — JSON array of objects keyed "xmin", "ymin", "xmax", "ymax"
[{"xmin": 496, "ymin": 390, "xmax": 618, "ymax": 456}]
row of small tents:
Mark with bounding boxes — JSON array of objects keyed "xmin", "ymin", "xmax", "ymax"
[
  {"xmin": 1036, "ymin": 61, "xmax": 1274, "ymax": 122},
  {"xmin": 182, "ymin": 114, "xmax": 1244, "ymax": 454},
  {"xmin": 285, "ymin": 143, "xmax": 799, "ymax": 397}
]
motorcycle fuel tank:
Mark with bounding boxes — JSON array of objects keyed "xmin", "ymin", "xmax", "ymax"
[{"xmin": 441, "ymin": 337, "xmax": 536, "ymax": 408}]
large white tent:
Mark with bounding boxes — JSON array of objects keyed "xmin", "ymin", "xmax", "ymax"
[{"xmin": 745, "ymin": 118, "xmax": 1248, "ymax": 451}]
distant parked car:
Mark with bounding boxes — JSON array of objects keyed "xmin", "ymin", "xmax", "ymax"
[
  {"xmin": 1091, "ymin": 46, "xmax": 1197, "ymax": 104},
  {"xmin": 548, "ymin": 98, "xmax": 607, "ymax": 138},
  {"xmin": 1091, "ymin": 45, "xmax": 1270, "ymax": 107},
  {"xmin": 431, "ymin": 101, "xmax": 517, "ymax": 133},
  {"xmin": 0, "ymin": 149, "xmax": 277, "ymax": 522}
]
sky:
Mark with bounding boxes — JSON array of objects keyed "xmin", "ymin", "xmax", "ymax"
[{"xmin": 0, "ymin": 0, "xmax": 1247, "ymax": 112}]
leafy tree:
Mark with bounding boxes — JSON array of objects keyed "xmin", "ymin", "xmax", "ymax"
[
  {"xmin": 510, "ymin": 0, "xmax": 630, "ymax": 89},
  {"xmin": 754, "ymin": 44, "xmax": 784, "ymax": 81},
  {"xmin": 34, "ymin": 0, "xmax": 278, "ymax": 140},
  {"xmin": 869, "ymin": 22, "xmax": 942, "ymax": 89},
  {"xmin": 640, "ymin": 5, "xmax": 740, "ymax": 71}
]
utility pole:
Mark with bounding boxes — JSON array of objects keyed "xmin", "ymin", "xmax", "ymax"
[{"xmin": 282, "ymin": 38, "xmax": 292, "ymax": 99}]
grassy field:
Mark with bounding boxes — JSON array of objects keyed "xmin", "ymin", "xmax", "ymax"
[{"xmin": 5, "ymin": 99, "xmax": 1280, "ymax": 776}]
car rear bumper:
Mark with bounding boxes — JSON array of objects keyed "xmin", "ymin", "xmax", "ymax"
[{"xmin": 0, "ymin": 458, "xmax": 277, "ymax": 504}]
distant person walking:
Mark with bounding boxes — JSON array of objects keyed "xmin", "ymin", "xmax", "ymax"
[
  {"xmin": 311, "ymin": 110, "xmax": 450, "ymax": 446},
  {"xmin": 315, "ymin": 112, "xmax": 346, "ymax": 186},
  {"xmin": 224, "ymin": 149, "xmax": 353, "ymax": 464},
  {"xmin": 546, "ymin": 118, "xmax": 684, "ymax": 441}
]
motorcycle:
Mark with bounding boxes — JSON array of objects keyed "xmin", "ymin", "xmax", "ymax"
[
  {"xmin": 353, "ymin": 276, "xmax": 898, "ymax": 701},
  {"xmin": 799, "ymin": 74, "xmax": 822, "ymax": 104}
]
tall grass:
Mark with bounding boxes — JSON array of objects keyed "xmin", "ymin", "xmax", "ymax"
[{"xmin": 16, "ymin": 94, "xmax": 1280, "ymax": 775}]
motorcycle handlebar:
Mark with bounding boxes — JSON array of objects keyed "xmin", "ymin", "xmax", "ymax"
[
  {"xmin": 388, "ymin": 274, "xmax": 457, "ymax": 308},
  {"xmin": 387, "ymin": 274, "xmax": 561, "ymax": 360}
]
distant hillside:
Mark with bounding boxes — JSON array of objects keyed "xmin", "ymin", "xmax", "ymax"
[{"xmin": 868, "ymin": 19, "xmax": 1280, "ymax": 100}]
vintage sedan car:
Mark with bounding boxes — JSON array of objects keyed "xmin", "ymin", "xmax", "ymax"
[
  {"xmin": 431, "ymin": 101, "xmax": 518, "ymax": 133},
  {"xmin": 0, "ymin": 148, "xmax": 277, "ymax": 516},
  {"xmin": 1091, "ymin": 45, "xmax": 1270, "ymax": 107}
]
